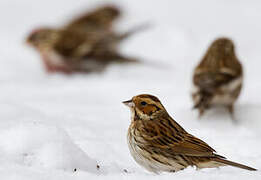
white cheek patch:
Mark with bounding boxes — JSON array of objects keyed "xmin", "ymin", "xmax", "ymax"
[{"xmin": 136, "ymin": 108, "xmax": 151, "ymax": 120}]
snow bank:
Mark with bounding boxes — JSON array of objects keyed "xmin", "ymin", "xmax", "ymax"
[{"xmin": 0, "ymin": 123, "xmax": 98, "ymax": 173}]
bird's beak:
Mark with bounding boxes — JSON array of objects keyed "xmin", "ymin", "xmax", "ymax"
[
  {"xmin": 25, "ymin": 38, "xmax": 29, "ymax": 45},
  {"xmin": 25, "ymin": 37, "xmax": 32, "ymax": 46},
  {"xmin": 122, "ymin": 99, "xmax": 135, "ymax": 108}
]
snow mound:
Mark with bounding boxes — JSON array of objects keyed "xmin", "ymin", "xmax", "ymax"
[{"xmin": 0, "ymin": 123, "xmax": 98, "ymax": 173}]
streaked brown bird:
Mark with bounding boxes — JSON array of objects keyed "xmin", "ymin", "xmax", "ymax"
[
  {"xmin": 123, "ymin": 94, "xmax": 256, "ymax": 173},
  {"xmin": 26, "ymin": 5, "xmax": 143, "ymax": 74},
  {"xmin": 192, "ymin": 38, "xmax": 243, "ymax": 118}
]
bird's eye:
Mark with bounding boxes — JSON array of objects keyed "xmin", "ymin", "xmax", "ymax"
[{"xmin": 140, "ymin": 101, "xmax": 147, "ymax": 106}]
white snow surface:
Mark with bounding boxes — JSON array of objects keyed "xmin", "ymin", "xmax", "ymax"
[{"xmin": 1, "ymin": 0, "xmax": 261, "ymax": 179}]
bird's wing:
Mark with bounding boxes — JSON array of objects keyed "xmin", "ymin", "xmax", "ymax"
[
  {"xmin": 140, "ymin": 117, "xmax": 217, "ymax": 157},
  {"xmin": 193, "ymin": 68, "xmax": 238, "ymax": 93},
  {"xmin": 64, "ymin": 6, "xmax": 120, "ymax": 32},
  {"xmin": 53, "ymin": 29, "xmax": 105, "ymax": 59},
  {"xmin": 167, "ymin": 133, "xmax": 216, "ymax": 156}
]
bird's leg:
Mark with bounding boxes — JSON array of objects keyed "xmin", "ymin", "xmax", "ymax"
[
  {"xmin": 227, "ymin": 104, "xmax": 236, "ymax": 122},
  {"xmin": 227, "ymin": 104, "xmax": 234, "ymax": 115},
  {"xmin": 198, "ymin": 107, "xmax": 205, "ymax": 119}
]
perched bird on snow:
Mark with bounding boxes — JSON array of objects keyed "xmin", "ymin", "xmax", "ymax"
[
  {"xmin": 26, "ymin": 5, "xmax": 145, "ymax": 74},
  {"xmin": 123, "ymin": 94, "xmax": 256, "ymax": 173},
  {"xmin": 192, "ymin": 37, "xmax": 243, "ymax": 118}
]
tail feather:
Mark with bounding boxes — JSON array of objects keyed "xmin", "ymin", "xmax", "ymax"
[
  {"xmin": 213, "ymin": 158, "xmax": 257, "ymax": 171},
  {"xmin": 193, "ymin": 91, "xmax": 212, "ymax": 109},
  {"xmin": 193, "ymin": 91, "xmax": 213, "ymax": 117},
  {"xmin": 117, "ymin": 23, "xmax": 151, "ymax": 41}
]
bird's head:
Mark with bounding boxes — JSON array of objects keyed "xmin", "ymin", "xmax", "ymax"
[
  {"xmin": 198, "ymin": 37, "xmax": 238, "ymax": 70},
  {"xmin": 26, "ymin": 28, "xmax": 59, "ymax": 50},
  {"xmin": 123, "ymin": 94, "xmax": 165, "ymax": 120},
  {"xmin": 208, "ymin": 37, "xmax": 235, "ymax": 57}
]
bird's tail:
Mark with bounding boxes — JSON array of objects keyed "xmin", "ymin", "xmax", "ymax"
[
  {"xmin": 213, "ymin": 158, "xmax": 257, "ymax": 171},
  {"xmin": 193, "ymin": 91, "xmax": 212, "ymax": 116},
  {"xmin": 117, "ymin": 23, "xmax": 151, "ymax": 41}
]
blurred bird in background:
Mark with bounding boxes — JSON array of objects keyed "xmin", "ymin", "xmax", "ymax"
[
  {"xmin": 192, "ymin": 38, "xmax": 243, "ymax": 119},
  {"xmin": 26, "ymin": 5, "xmax": 146, "ymax": 74}
]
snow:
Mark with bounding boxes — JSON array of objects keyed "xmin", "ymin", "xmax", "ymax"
[
  {"xmin": 0, "ymin": 0, "xmax": 261, "ymax": 179},
  {"xmin": 0, "ymin": 124, "xmax": 98, "ymax": 173}
]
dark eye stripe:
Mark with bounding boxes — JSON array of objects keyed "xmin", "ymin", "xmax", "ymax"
[{"xmin": 151, "ymin": 104, "xmax": 161, "ymax": 111}]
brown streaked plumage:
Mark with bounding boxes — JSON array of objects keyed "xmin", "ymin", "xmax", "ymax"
[
  {"xmin": 65, "ymin": 5, "xmax": 120, "ymax": 32},
  {"xmin": 26, "ymin": 5, "xmax": 142, "ymax": 74},
  {"xmin": 123, "ymin": 94, "xmax": 256, "ymax": 173},
  {"xmin": 192, "ymin": 37, "xmax": 243, "ymax": 118}
]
